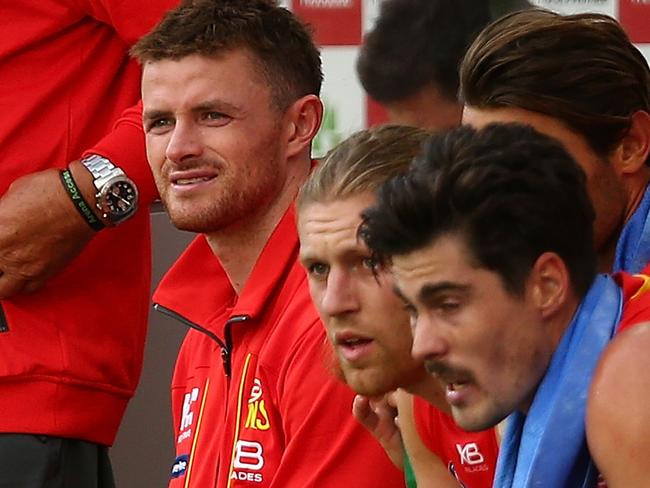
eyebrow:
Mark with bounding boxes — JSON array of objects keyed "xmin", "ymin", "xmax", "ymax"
[
  {"xmin": 192, "ymin": 99, "xmax": 241, "ymax": 115},
  {"xmin": 142, "ymin": 99, "xmax": 243, "ymax": 123},
  {"xmin": 142, "ymin": 109, "xmax": 172, "ymax": 124},
  {"xmin": 417, "ymin": 282, "xmax": 470, "ymax": 302},
  {"xmin": 393, "ymin": 281, "xmax": 470, "ymax": 304}
]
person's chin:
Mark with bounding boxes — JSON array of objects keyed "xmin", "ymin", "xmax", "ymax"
[
  {"xmin": 345, "ymin": 369, "xmax": 393, "ymax": 397},
  {"xmin": 452, "ymin": 404, "xmax": 502, "ymax": 432}
]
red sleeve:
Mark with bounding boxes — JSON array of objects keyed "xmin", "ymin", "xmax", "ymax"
[
  {"xmin": 271, "ymin": 322, "xmax": 405, "ymax": 487},
  {"xmin": 78, "ymin": 0, "xmax": 179, "ymax": 44},
  {"xmin": 77, "ymin": 0, "xmax": 180, "ymax": 206},
  {"xmin": 85, "ymin": 101, "xmax": 159, "ymax": 206}
]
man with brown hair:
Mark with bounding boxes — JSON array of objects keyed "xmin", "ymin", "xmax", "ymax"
[
  {"xmin": 297, "ymin": 125, "xmax": 499, "ymax": 488},
  {"xmin": 131, "ymin": 1, "xmax": 404, "ymax": 486},
  {"xmin": 460, "ymin": 9, "xmax": 650, "ymax": 275}
]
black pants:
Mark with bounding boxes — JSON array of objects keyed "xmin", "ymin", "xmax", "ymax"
[{"xmin": 0, "ymin": 435, "xmax": 115, "ymax": 488}]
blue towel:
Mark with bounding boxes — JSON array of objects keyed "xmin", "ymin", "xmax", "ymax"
[
  {"xmin": 614, "ymin": 184, "xmax": 650, "ymax": 273},
  {"xmin": 494, "ymin": 274, "xmax": 623, "ymax": 488}
]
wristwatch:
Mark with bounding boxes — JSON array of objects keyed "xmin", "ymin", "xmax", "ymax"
[{"xmin": 81, "ymin": 154, "xmax": 139, "ymax": 225}]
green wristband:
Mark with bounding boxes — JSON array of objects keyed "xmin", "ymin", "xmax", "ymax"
[{"xmin": 59, "ymin": 169, "xmax": 105, "ymax": 231}]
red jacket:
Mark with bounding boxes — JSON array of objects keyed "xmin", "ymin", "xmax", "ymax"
[
  {"xmin": 154, "ymin": 206, "xmax": 404, "ymax": 487},
  {"xmin": 412, "ymin": 397, "xmax": 499, "ymax": 487},
  {"xmin": 0, "ymin": 0, "xmax": 176, "ymax": 445}
]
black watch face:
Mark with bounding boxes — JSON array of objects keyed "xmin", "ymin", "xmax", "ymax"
[{"xmin": 104, "ymin": 181, "xmax": 137, "ymax": 216}]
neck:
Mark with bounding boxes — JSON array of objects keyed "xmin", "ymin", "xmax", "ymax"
[
  {"xmin": 205, "ymin": 155, "xmax": 310, "ymax": 294},
  {"xmin": 597, "ymin": 235, "xmax": 619, "ymax": 272},
  {"xmin": 404, "ymin": 373, "xmax": 451, "ymax": 415},
  {"xmin": 599, "ymin": 173, "xmax": 650, "ymax": 271},
  {"xmin": 623, "ymin": 172, "xmax": 650, "ymax": 223},
  {"xmin": 520, "ymin": 297, "xmax": 582, "ymax": 415}
]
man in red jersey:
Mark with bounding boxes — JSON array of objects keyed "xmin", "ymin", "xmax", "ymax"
[
  {"xmin": 133, "ymin": 1, "xmax": 404, "ymax": 486},
  {"xmin": 361, "ymin": 123, "xmax": 650, "ymax": 488},
  {"xmin": 0, "ymin": 0, "xmax": 177, "ymax": 485},
  {"xmin": 297, "ymin": 125, "xmax": 499, "ymax": 488}
]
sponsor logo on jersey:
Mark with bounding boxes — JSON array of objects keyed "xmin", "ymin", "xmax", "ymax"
[
  {"xmin": 245, "ymin": 378, "xmax": 270, "ymax": 431},
  {"xmin": 231, "ymin": 440, "xmax": 265, "ymax": 483},
  {"xmin": 456, "ymin": 442, "xmax": 485, "ymax": 465},
  {"xmin": 454, "ymin": 442, "xmax": 490, "ymax": 475},
  {"xmin": 178, "ymin": 387, "xmax": 200, "ymax": 444},
  {"xmin": 170, "ymin": 454, "xmax": 189, "ymax": 479}
]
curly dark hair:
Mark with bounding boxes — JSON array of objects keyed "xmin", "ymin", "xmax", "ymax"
[{"xmin": 361, "ymin": 123, "xmax": 597, "ymax": 297}]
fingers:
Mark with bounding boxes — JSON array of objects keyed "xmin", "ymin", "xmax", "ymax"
[
  {"xmin": 368, "ymin": 397, "xmax": 399, "ymax": 426},
  {"xmin": 353, "ymin": 394, "xmax": 378, "ymax": 431}
]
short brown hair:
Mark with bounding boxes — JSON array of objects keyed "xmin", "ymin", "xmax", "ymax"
[
  {"xmin": 131, "ymin": 0, "xmax": 322, "ymax": 110},
  {"xmin": 460, "ymin": 9, "xmax": 650, "ymax": 161},
  {"xmin": 298, "ymin": 125, "xmax": 429, "ymax": 210}
]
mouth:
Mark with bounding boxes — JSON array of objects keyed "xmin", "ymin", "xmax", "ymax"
[
  {"xmin": 169, "ymin": 168, "xmax": 218, "ymax": 189},
  {"xmin": 173, "ymin": 176, "xmax": 214, "ymax": 186},
  {"xmin": 443, "ymin": 379, "xmax": 477, "ymax": 407},
  {"xmin": 426, "ymin": 362, "xmax": 476, "ymax": 406},
  {"xmin": 334, "ymin": 332, "xmax": 374, "ymax": 363},
  {"xmin": 436, "ymin": 373, "xmax": 472, "ymax": 391},
  {"xmin": 446, "ymin": 380, "xmax": 470, "ymax": 392}
]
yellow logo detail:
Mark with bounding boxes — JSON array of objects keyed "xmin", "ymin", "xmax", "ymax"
[
  {"xmin": 631, "ymin": 273, "xmax": 650, "ymax": 300},
  {"xmin": 245, "ymin": 399, "xmax": 270, "ymax": 431},
  {"xmin": 244, "ymin": 378, "xmax": 271, "ymax": 431}
]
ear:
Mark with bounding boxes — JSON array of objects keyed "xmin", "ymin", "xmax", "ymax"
[
  {"xmin": 611, "ymin": 110, "xmax": 650, "ymax": 176},
  {"xmin": 283, "ymin": 94, "xmax": 323, "ymax": 160},
  {"xmin": 529, "ymin": 252, "xmax": 571, "ymax": 319}
]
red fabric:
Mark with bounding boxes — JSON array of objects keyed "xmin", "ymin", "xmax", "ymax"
[
  {"xmin": 0, "ymin": 0, "xmax": 177, "ymax": 445},
  {"xmin": 412, "ymin": 396, "xmax": 499, "ymax": 488},
  {"xmin": 154, "ymin": 206, "xmax": 404, "ymax": 487},
  {"xmin": 615, "ymin": 263, "xmax": 650, "ymax": 333}
]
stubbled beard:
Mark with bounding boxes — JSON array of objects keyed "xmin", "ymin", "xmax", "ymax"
[
  {"xmin": 321, "ymin": 340, "xmax": 347, "ymax": 384},
  {"xmin": 157, "ymin": 176, "xmax": 272, "ymax": 234}
]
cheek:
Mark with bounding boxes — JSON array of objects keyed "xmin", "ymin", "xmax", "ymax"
[
  {"xmin": 308, "ymin": 281, "xmax": 325, "ymax": 312},
  {"xmin": 145, "ymin": 137, "xmax": 168, "ymax": 170}
]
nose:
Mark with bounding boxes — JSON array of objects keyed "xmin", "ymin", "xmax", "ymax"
[
  {"xmin": 165, "ymin": 120, "xmax": 203, "ymax": 163},
  {"xmin": 411, "ymin": 315, "xmax": 448, "ymax": 362},
  {"xmin": 320, "ymin": 269, "xmax": 359, "ymax": 318}
]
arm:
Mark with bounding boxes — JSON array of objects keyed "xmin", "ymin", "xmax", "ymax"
[
  {"xmin": 0, "ymin": 0, "xmax": 179, "ymax": 298},
  {"xmin": 0, "ymin": 103, "xmax": 154, "ymax": 299},
  {"xmin": 395, "ymin": 390, "xmax": 460, "ymax": 488},
  {"xmin": 352, "ymin": 393, "xmax": 404, "ymax": 468},
  {"xmin": 0, "ymin": 165, "xmax": 94, "ymax": 298},
  {"xmin": 587, "ymin": 322, "xmax": 650, "ymax": 487},
  {"xmin": 85, "ymin": 0, "xmax": 179, "ymax": 44}
]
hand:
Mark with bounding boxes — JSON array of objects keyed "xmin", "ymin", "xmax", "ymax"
[
  {"xmin": 0, "ymin": 165, "xmax": 95, "ymax": 298},
  {"xmin": 353, "ymin": 393, "xmax": 404, "ymax": 468}
]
